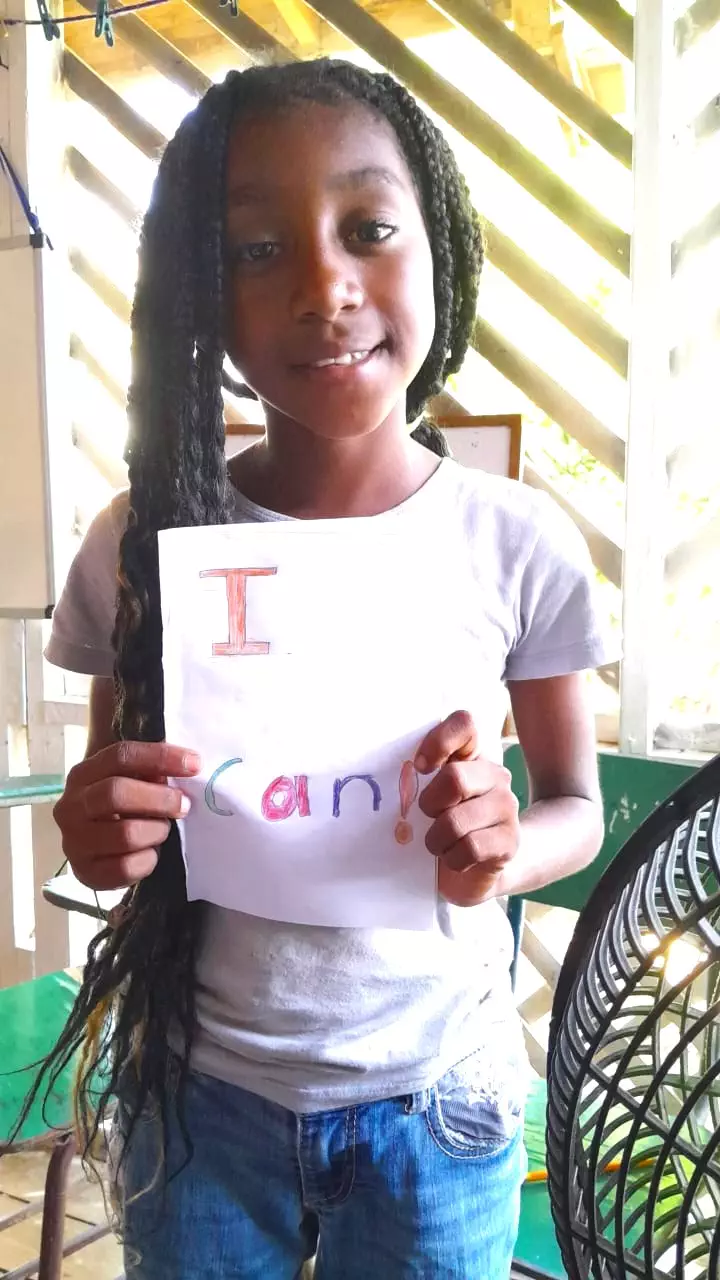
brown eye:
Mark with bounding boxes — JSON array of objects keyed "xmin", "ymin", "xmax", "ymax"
[
  {"xmin": 349, "ymin": 220, "xmax": 397, "ymax": 245},
  {"xmin": 233, "ymin": 241, "xmax": 279, "ymax": 264}
]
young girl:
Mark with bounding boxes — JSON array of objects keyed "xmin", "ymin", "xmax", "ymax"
[{"xmin": 38, "ymin": 58, "xmax": 609, "ymax": 1278}]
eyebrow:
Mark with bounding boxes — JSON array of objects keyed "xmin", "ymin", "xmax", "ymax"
[{"xmin": 227, "ymin": 165, "xmax": 408, "ymax": 207}]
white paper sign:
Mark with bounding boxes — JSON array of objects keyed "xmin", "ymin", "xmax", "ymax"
[{"xmin": 159, "ymin": 521, "xmax": 502, "ymax": 931}]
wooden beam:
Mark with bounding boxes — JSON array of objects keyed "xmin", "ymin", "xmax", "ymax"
[
  {"xmin": 471, "ymin": 319, "xmax": 626, "ymax": 478},
  {"xmin": 483, "ymin": 220, "xmax": 628, "ymax": 376},
  {"xmin": 64, "ymin": 51, "xmax": 167, "ymax": 160},
  {"xmin": 690, "ymin": 92, "xmax": 720, "ymax": 146},
  {"xmin": 598, "ymin": 661, "xmax": 620, "ymax": 692},
  {"xmin": 75, "ymin": 0, "xmax": 212, "ymax": 99},
  {"xmin": 303, "ymin": 0, "xmax": 630, "ymax": 275},
  {"xmin": 673, "ymin": 202, "xmax": 720, "ymax": 269},
  {"xmin": 429, "ymin": 0, "xmax": 632, "ymax": 169},
  {"xmin": 675, "ymin": 0, "xmax": 720, "ymax": 54},
  {"xmin": 274, "ymin": 0, "xmax": 317, "ymax": 45},
  {"xmin": 560, "ymin": 0, "xmax": 634, "ymax": 61},
  {"xmin": 522, "ymin": 920, "xmax": 561, "ymax": 989},
  {"xmin": 666, "ymin": 511, "xmax": 720, "ymax": 587},
  {"xmin": 69, "ymin": 247, "xmax": 132, "ymax": 325},
  {"xmin": 620, "ymin": 0, "xmax": 674, "ymax": 758},
  {"xmin": 65, "ymin": 147, "xmax": 141, "ymax": 228},
  {"xmin": 523, "ymin": 462, "xmax": 622, "ymax": 588},
  {"xmin": 72, "ymin": 423, "xmax": 129, "ymax": 490},
  {"xmin": 183, "ymin": 0, "xmax": 297, "ymax": 62},
  {"xmin": 69, "ymin": 333, "xmax": 127, "ymax": 409}
]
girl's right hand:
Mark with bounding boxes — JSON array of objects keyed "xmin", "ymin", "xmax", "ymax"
[{"xmin": 53, "ymin": 742, "xmax": 201, "ymax": 891}]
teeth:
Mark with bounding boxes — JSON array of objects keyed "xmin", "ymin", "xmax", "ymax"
[{"xmin": 312, "ymin": 351, "xmax": 370, "ymax": 368}]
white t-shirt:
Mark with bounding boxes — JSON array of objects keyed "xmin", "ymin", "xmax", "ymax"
[{"xmin": 46, "ymin": 458, "xmax": 612, "ymax": 1113}]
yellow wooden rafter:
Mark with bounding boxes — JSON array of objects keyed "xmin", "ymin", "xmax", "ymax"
[{"xmin": 273, "ymin": 0, "xmax": 317, "ymax": 46}]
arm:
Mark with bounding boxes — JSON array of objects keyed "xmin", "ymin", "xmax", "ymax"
[
  {"xmin": 500, "ymin": 672, "xmax": 603, "ymax": 897},
  {"xmin": 85, "ymin": 676, "xmax": 117, "ymax": 756}
]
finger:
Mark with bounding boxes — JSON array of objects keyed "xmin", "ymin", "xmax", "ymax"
[
  {"xmin": 415, "ymin": 710, "xmax": 477, "ymax": 775},
  {"xmin": 70, "ymin": 741, "xmax": 201, "ymax": 788},
  {"xmin": 437, "ymin": 823, "xmax": 514, "ymax": 875},
  {"xmin": 74, "ymin": 849, "xmax": 159, "ymax": 892},
  {"xmin": 81, "ymin": 777, "xmax": 190, "ymax": 822},
  {"xmin": 65, "ymin": 817, "xmax": 172, "ymax": 860},
  {"xmin": 419, "ymin": 760, "xmax": 507, "ymax": 819},
  {"xmin": 424, "ymin": 793, "xmax": 512, "ymax": 857}
]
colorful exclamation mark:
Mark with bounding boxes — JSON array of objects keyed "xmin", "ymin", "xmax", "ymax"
[{"xmin": 394, "ymin": 760, "xmax": 419, "ymax": 845}]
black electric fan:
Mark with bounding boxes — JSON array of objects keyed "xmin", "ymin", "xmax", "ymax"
[{"xmin": 546, "ymin": 753, "xmax": 720, "ymax": 1279}]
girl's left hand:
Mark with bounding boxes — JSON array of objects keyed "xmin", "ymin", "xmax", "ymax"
[{"xmin": 415, "ymin": 710, "xmax": 519, "ymax": 907}]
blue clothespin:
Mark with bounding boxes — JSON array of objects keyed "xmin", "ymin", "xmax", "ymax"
[
  {"xmin": 94, "ymin": 0, "xmax": 114, "ymax": 47},
  {"xmin": 34, "ymin": 0, "xmax": 60, "ymax": 41}
]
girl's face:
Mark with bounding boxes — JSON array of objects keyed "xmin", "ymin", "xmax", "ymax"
[{"xmin": 224, "ymin": 101, "xmax": 436, "ymax": 441}]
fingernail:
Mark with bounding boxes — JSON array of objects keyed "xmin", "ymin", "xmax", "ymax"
[
  {"xmin": 415, "ymin": 754, "xmax": 429, "ymax": 774},
  {"xmin": 179, "ymin": 794, "xmax": 191, "ymax": 816},
  {"xmin": 183, "ymin": 752, "xmax": 201, "ymax": 772}
]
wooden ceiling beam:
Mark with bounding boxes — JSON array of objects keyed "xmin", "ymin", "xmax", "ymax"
[
  {"xmin": 64, "ymin": 50, "xmax": 168, "ymax": 159},
  {"xmin": 483, "ymin": 220, "xmax": 628, "ymax": 376},
  {"xmin": 75, "ymin": 0, "xmax": 212, "ymax": 98},
  {"xmin": 304, "ymin": 0, "xmax": 630, "ymax": 274},
  {"xmin": 429, "ymin": 0, "xmax": 632, "ymax": 169},
  {"xmin": 65, "ymin": 148, "xmax": 142, "ymax": 228},
  {"xmin": 273, "ymin": 0, "xmax": 317, "ymax": 46},
  {"xmin": 524, "ymin": 462, "xmax": 622, "ymax": 588},
  {"xmin": 183, "ymin": 0, "xmax": 296, "ymax": 62},
  {"xmin": 69, "ymin": 247, "xmax": 133, "ymax": 325},
  {"xmin": 676, "ymin": 0, "xmax": 720, "ymax": 55},
  {"xmin": 70, "ymin": 334, "xmax": 127, "ymax": 408},
  {"xmin": 472, "ymin": 317, "xmax": 626, "ymax": 478},
  {"xmin": 560, "ymin": 0, "xmax": 633, "ymax": 62}
]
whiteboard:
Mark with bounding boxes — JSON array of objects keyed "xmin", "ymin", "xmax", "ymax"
[{"xmin": 441, "ymin": 425, "xmax": 513, "ymax": 476}]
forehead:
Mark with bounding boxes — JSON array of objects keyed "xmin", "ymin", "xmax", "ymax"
[{"xmin": 225, "ymin": 100, "xmax": 418, "ymax": 203}]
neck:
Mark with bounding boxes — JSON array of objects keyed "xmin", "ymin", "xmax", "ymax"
[{"xmin": 228, "ymin": 411, "xmax": 439, "ymax": 519}]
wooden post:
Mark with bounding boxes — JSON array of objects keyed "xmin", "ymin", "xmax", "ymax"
[
  {"xmin": 0, "ymin": 621, "xmax": 30, "ymax": 988},
  {"xmin": 25, "ymin": 621, "xmax": 71, "ymax": 976},
  {"xmin": 619, "ymin": 0, "xmax": 674, "ymax": 755},
  {"xmin": 0, "ymin": 0, "xmax": 74, "ymax": 615},
  {"xmin": 0, "ymin": 0, "xmax": 74, "ymax": 973}
]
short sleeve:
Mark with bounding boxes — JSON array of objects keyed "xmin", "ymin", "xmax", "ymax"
[
  {"xmin": 44, "ymin": 493, "xmax": 127, "ymax": 677},
  {"xmin": 505, "ymin": 493, "xmax": 616, "ymax": 682}
]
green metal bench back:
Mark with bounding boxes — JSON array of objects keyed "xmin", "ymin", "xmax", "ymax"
[
  {"xmin": 0, "ymin": 971, "xmax": 81, "ymax": 1143},
  {"xmin": 504, "ymin": 744, "xmax": 698, "ymax": 912}
]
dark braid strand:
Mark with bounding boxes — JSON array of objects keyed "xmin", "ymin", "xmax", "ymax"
[{"xmin": 15, "ymin": 57, "xmax": 484, "ymax": 1198}]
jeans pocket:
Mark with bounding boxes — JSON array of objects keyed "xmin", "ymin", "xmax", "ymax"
[{"xmin": 427, "ymin": 1044, "xmax": 526, "ymax": 1160}]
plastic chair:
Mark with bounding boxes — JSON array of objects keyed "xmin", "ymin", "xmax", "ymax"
[
  {"xmin": 546, "ymin": 751, "xmax": 720, "ymax": 1277},
  {"xmin": 0, "ymin": 970, "xmax": 113, "ymax": 1280},
  {"xmin": 503, "ymin": 744, "xmax": 698, "ymax": 1278}
]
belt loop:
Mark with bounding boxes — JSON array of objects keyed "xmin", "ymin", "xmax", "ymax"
[{"xmin": 404, "ymin": 1088, "xmax": 431, "ymax": 1115}]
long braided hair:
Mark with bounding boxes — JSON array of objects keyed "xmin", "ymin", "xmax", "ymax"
[{"xmin": 18, "ymin": 58, "xmax": 483, "ymax": 1188}]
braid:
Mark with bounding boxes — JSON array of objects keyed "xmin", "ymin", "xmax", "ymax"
[{"xmin": 17, "ymin": 57, "xmax": 483, "ymax": 1200}]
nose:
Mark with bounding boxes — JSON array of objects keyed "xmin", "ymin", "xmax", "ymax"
[{"xmin": 290, "ymin": 236, "xmax": 364, "ymax": 324}]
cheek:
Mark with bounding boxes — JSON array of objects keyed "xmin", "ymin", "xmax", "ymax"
[
  {"xmin": 399, "ymin": 252, "xmax": 436, "ymax": 365},
  {"xmin": 224, "ymin": 288, "xmax": 269, "ymax": 371}
]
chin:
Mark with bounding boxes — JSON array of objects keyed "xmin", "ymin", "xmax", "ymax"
[{"xmin": 264, "ymin": 394, "xmax": 403, "ymax": 442}]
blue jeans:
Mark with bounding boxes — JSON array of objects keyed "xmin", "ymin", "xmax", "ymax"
[{"xmin": 113, "ymin": 1053, "xmax": 527, "ymax": 1278}]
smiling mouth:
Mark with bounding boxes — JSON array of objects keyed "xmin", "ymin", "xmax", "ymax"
[
  {"xmin": 310, "ymin": 350, "xmax": 371, "ymax": 368},
  {"xmin": 294, "ymin": 343, "xmax": 385, "ymax": 371}
]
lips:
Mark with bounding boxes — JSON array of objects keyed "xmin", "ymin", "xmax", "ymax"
[
  {"xmin": 310, "ymin": 350, "xmax": 371, "ymax": 368},
  {"xmin": 291, "ymin": 341, "xmax": 384, "ymax": 370}
]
